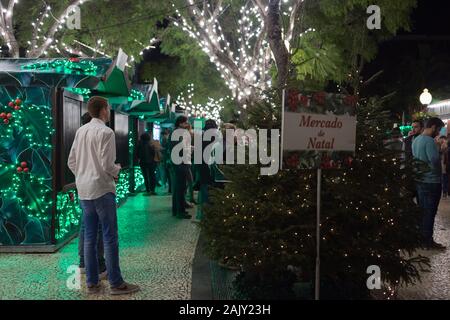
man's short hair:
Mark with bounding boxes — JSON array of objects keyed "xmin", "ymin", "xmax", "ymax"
[
  {"xmin": 81, "ymin": 112, "xmax": 92, "ymax": 125},
  {"xmin": 425, "ymin": 117, "xmax": 445, "ymax": 129},
  {"xmin": 412, "ymin": 119, "xmax": 424, "ymax": 128},
  {"xmin": 175, "ymin": 115, "xmax": 188, "ymax": 128},
  {"xmin": 87, "ymin": 96, "xmax": 109, "ymax": 118}
]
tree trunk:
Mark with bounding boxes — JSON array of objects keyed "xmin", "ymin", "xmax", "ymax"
[{"xmin": 266, "ymin": 0, "xmax": 289, "ymax": 91}]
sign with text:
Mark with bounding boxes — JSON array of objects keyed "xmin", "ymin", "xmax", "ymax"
[{"xmin": 282, "ymin": 90, "xmax": 357, "ymax": 169}]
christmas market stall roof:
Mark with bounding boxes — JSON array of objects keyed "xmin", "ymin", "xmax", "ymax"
[
  {"xmin": 124, "ymin": 78, "xmax": 160, "ymax": 117},
  {"xmin": 143, "ymin": 94, "xmax": 173, "ymax": 123},
  {"xmin": 0, "ymin": 58, "xmax": 112, "ymax": 89},
  {"xmin": 0, "ymin": 49, "xmax": 133, "ymax": 101}
]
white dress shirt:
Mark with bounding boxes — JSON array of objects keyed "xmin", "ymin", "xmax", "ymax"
[{"xmin": 68, "ymin": 118, "xmax": 121, "ymax": 200}]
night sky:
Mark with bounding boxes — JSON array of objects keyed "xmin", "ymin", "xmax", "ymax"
[{"xmin": 363, "ymin": 0, "xmax": 450, "ymax": 115}]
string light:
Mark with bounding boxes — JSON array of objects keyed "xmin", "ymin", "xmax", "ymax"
[
  {"xmin": 173, "ymin": 1, "xmax": 312, "ymax": 103},
  {"xmin": 175, "ymin": 83, "xmax": 226, "ymax": 123}
]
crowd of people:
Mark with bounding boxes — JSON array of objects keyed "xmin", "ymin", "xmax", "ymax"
[
  {"xmin": 387, "ymin": 117, "xmax": 449, "ymax": 250},
  {"xmin": 68, "ymin": 97, "xmax": 226, "ymax": 295}
]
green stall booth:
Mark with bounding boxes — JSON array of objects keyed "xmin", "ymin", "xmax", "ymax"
[{"xmin": 0, "ymin": 53, "xmax": 153, "ymax": 252}]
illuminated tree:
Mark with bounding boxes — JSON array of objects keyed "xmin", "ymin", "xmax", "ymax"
[
  {"xmin": 0, "ymin": 0, "xmax": 94, "ymax": 58},
  {"xmin": 170, "ymin": 0, "xmax": 309, "ymax": 108},
  {"xmin": 175, "ymin": 83, "xmax": 228, "ymax": 123}
]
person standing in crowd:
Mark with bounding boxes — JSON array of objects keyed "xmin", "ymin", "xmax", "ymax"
[
  {"xmin": 404, "ymin": 120, "xmax": 424, "ymax": 160},
  {"xmin": 412, "ymin": 117, "xmax": 446, "ymax": 250},
  {"xmin": 151, "ymin": 132, "xmax": 163, "ymax": 189},
  {"xmin": 194, "ymin": 119, "xmax": 218, "ymax": 223},
  {"xmin": 185, "ymin": 123, "xmax": 196, "ymax": 207},
  {"xmin": 68, "ymin": 96, "xmax": 140, "ymax": 295},
  {"xmin": 161, "ymin": 128, "xmax": 172, "ymax": 193},
  {"xmin": 77, "ymin": 112, "xmax": 106, "ymax": 279},
  {"xmin": 438, "ymin": 135, "xmax": 449, "ymax": 199},
  {"xmin": 385, "ymin": 127, "xmax": 405, "ymax": 157},
  {"xmin": 137, "ymin": 132, "xmax": 157, "ymax": 195},
  {"xmin": 171, "ymin": 116, "xmax": 192, "ymax": 219}
]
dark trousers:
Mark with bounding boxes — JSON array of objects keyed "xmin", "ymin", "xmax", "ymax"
[
  {"xmin": 416, "ymin": 182, "xmax": 442, "ymax": 245},
  {"xmin": 164, "ymin": 162, "xmax": 172, "ymax": 193},
  {"xmin": 78, "ymin": 213, "xmax": 106, "ymax": 272},
  {"xmin": 141, "ymin": 163, "xmax": 156, "ymax": 192},
  {"xmin": 80, "ymin": 193, "xmax": 124, "ymax": 287},
  {"xmin": 443, "ymin": 174, "xmax": 448, "ymax": 195},
  {"xmin": 172, "ymin": 164, "xmax": 189, "ymax": 216}
]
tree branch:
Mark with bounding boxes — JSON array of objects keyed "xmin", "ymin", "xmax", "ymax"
[
  {"xmin": 29, "ymin": 0, "xmax": 93, "ymax": 57},
  {"xmin": 251, "ymin": 0, "xmax": 268, "ymax": 17},
  {"xmin": 286, "ymin": 0, "xmax": 303, "ymax": 44}
]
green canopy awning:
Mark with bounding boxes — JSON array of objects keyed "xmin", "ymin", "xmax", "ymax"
[{"xmin": 126, "ymin": 78, "xmax": 160, "ymax": 116}]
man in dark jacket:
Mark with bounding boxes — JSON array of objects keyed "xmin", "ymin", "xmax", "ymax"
[
  {"xmin": 194, "ymin": 119, "xmax": 218, "ymax": 222},
  {"xmin": 137, "ymin": 133, "xmax": 157, "ymax": 195}
]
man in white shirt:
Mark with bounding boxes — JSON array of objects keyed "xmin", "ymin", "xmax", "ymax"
[{"xmin": 68, "ymin": 96, "xmax": 140, "ymax": 295}]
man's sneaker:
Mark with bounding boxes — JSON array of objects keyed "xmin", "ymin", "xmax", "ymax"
[
  {"xmin": 110, "ymin": 282, "xmax": 140, "ymax": 295},
  {"xmin": 99, "ymin": 270, "xmax": 108, "ymax": 280},
  {"xmin": 87, "ymin": 283, "xmax": 102, "ymax": 294}
]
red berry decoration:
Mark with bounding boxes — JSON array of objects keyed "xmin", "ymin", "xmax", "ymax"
[
  {"xmin": 8, "ymin": 102, "xmax": 14, "ymax": 108},
  {"xmin": 14, "ymin": 106, "xmax": 20, "ymax": 110},
  {"xmin": 6, "ymin": 113, "xmax": 12, "ymax": 119},
  {"xmin": 17, "ymin": 167, "xmax": 23, "ymax": 173},
  {"xmin": 3, "ymin": 119, "xmax": 9, "ymax": 124},
  {"xmin": 15, "ymin": 99, "xmax": 22, "ymax": 105},
  {"xmin": 21, "ymin": 162, "xmax": 28, "ymax": 168},
  {"xmin": 0, "ymin": 113, "xmax": 5, "ymax": 118},
  {"xmin": 23, "ymin": 168, "xmax": 29, "ymax": 173}
]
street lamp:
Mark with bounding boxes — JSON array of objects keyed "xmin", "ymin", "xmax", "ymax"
[{"xmin": 420, "ymin": 89, "xmax": 432, "ymax": 106}]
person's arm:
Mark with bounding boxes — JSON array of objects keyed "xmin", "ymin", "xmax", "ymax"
[
  {"xmin": 101, "ymin": 130, "xmax": 121, "ymax": 178},
  {"xmin": 67, "ymin": 131, "xmax": 78, "ymax": 175},
  {"xmin": 426, "ymin": 139, "xmax": 441, "ymax": 170}
]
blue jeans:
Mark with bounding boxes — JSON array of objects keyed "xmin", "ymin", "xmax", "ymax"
[
  {"xmin": 78, "ymin": 214, "xmax": 106, "ymax": 272},
  {"xmin": 416, "ymin": 182, "xmax": 442, "ymax": 244},
  {"xmin": 80, "ymin": 193, "xmax": 124, "ymax": 287},
  {"xmin": 172, "ymin": 164, "xmax": 189, "ymax": 216}
]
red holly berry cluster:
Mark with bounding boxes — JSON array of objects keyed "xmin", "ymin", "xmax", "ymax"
[
  {"xmin": 17, "ymin": 161, "xmax": 30, "ymax": 173},
  {"xmin": 313, "ymin": 92, "xmax": 327, "ymax": 106},
  {"xmin": 287, "ymin": 90, "xmax": 300, "ymax": 111},
  {"xmin": 2, "ymin": 99, "xmax": 22, "ymax": 125},
  {"xmin": 0, "ymin": 112, "xmax": 13, "ymax": 124},
  {"xmin": 286, "ymin": 153, "xmax": 300, "ymax": 168},
  {"xmin": 8, "ymin": 98, "xmax": 22, "ymax": 111},
  {"xmin": 343, "ymin": 95, "xmax": 358, "ymax": 107}
]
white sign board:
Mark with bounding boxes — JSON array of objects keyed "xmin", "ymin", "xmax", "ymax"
[
  {"xmin": 282, "ymin": 90, "xmax": 357, "ymax": 169},
  {"xmin": 283, "ymin": 112, "xmax": 356, "ymax": 151}
]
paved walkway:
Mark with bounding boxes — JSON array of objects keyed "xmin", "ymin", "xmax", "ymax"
[
  {"xmin": 399, "ymin": 198, "xmax": 450, "ymax": 299},
  {"xmin": 0, "ymin": 192, "xmax": 201, "ymax": 300}
]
